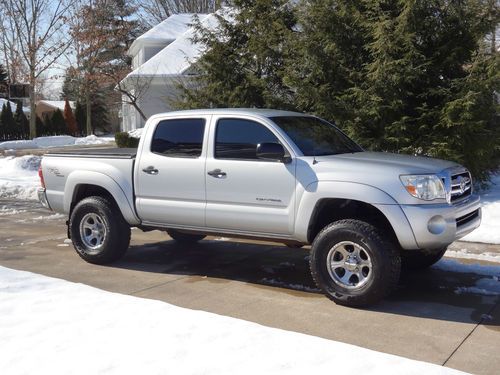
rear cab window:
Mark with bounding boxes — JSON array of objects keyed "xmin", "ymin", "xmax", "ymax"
[{"xmin": 151, "ymin": 118, "xmax": 205, "ymax": 158}]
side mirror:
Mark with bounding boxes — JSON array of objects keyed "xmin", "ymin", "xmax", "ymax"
[{"xmin": 256, "ymin": 142, "xmax": 289, "ymax": 163}]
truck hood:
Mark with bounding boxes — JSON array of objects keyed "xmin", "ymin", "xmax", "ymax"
[
  {"xmin": 323, "ymin": 151, "xmax": 460, "ymax": 174},
  {"xmin": 299, "ymin": 151, "xmax": 462, "ymax": 205}
]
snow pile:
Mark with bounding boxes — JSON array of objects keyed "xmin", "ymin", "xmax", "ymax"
[
  {"xmin": 0, "ymin": 266, "xmax": 464, "ymax": 375},
  {"xmin": 128, "ymin": 128, "xmax": 143, "ymax": 138},
  {"xmin": 0, "ymin": 155, "xmax": 41, "ymax": 200},
  {"xmin": 461, "ymin": 173, "xmax": 500, "ymax": 244},
  {"xmin": 0, "ymin": 135, "xmax": 114, "ymax": 150},
  {"xmin": 74, "ymin": 134, "xmax": 115, "ymax": 145}
]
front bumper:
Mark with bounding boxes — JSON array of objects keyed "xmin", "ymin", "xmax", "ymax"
[
  {"xmin": 37, "ymin": 188, "xmax": 52, "ymax": 210},
  {"xmin": 400, "ymin": 194, "xmax": 481, "ymax": 249}
]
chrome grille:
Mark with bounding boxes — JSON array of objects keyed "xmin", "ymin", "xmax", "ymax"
[{"xmin": 450, "ymin": 171, "xmax": 472, "ymax": 203}]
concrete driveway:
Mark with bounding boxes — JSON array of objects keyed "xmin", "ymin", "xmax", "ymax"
[{"xmin": 1, "ymin": 199, "xmax": 499, "ymax": 374}]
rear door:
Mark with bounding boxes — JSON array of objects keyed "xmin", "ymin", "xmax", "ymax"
[
  {"xmin": 205, "ymin": 116, "xmax": 296, "ymax": 235},
  {"xmin": 135, "ymin": 116, "xmax": 209, "ymax": 227}
]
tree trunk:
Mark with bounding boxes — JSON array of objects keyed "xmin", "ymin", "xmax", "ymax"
[
  {"xmin": 85, "ymin": 88, "xmax": 92, "ymax": 135},
  {"xmin": 130, "ymin": 101, "xmax": 147, "ymax": 121},
  {"xmin": 29, "ymin": 75, "xmax": 36, "ymax": 139},
  {"xmin": 492, "ymin": 25, "xmax": 496, "ymax": 55}
]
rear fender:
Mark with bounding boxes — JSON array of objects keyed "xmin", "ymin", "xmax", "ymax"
[{"xmin": 64, "ymin": 170, "xmax": 140, "ymax": 225}]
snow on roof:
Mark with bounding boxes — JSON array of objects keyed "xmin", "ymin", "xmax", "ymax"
[
  {"xmin": 37, "ymin": 100, "xmax": 74, "ymax": 111},
  {"xmin": 128, "ymin": 14, "xmax": 208, "ymax": 56},
  {"xmin": 0, "ymin": 98, "xmax": 16, "ymax": 109},
  {"xmin": 0, "ymin": 98, "xmax": 30, "ymax": 113},
  {"xmin": 126, "ymin": 13, "xmax": 221, "ymax": 79}
]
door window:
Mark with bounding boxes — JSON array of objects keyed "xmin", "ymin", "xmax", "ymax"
[
  {"xmin": 151, "ymin": 118, "xmax": 205, "ymax": 158},
  {"xmin": 215, "ymin": 118, "xmax": 280, "ymax": 160}
]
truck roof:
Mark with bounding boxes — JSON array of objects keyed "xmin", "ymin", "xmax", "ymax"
[{"xmin": 151, "ymin": 108, "xmax": 310, "ymax": 119}]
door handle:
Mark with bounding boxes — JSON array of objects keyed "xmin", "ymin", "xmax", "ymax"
[
  {"xmin": 142, "ymin": 166, "xmax": 159, "ymax": 175},
  {"xmin": 207, "ymin": 169, "xmax": 227, "ymax": 178}
]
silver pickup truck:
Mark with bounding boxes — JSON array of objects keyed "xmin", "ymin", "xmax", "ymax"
[{"xmin": 38, "ymin": 109, "xmax": 481, "ymax": 306}]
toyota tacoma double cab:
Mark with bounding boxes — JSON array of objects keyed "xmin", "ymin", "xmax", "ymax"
[{"xmin": 38, "ymin": 109, "xmax": 481, "ymax": 306}]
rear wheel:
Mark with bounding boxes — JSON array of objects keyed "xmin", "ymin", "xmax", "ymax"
[
  {"xmin": 167, "ymin": 230, "xmax": 206, "ymax": 243},
  {"xmin": 70, "ymin": 196, "xmax": 130, "ymax": 264},
  {"xmin": 309, "ymin": 219, "xmax": 401, "ymax": 307},
  {"xmin": 401, "ymin": 247, "xmax": 447, "ymax": 270}
]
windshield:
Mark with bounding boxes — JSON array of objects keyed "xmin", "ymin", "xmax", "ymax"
[{"xmin": 270, "ymin": 116, "xmax": 362, "ymax": 156}]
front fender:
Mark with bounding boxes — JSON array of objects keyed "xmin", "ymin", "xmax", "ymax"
[
  {"xmin": 294, "ymin": 180, "xmax": 418, "ymax": 249},
  {"xmin": 64, "ymin": 170, "xmax": 140, "ymax": 225}
]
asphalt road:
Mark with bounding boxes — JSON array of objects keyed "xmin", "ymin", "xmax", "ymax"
[{"xmin": 1, "ymin": 199, "xmax": 499, "ymax": 374}]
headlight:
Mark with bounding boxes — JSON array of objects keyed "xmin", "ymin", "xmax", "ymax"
[{"xmin": 400, "ymin": 175, "xmax": 446, "ymax": 201}]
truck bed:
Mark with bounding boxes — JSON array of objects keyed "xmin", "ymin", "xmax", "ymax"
[{"xmin": 45, "ymin": 148, "xmax": 137, "ymax": 159}]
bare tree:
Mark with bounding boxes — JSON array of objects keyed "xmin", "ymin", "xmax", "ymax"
[
  {"xmin": 0, "ymin": 7, "xmax": 29, "ymax": 91},
  {"xmin": 115, "ymin": 74, "xmax": 154, "ymax": 122},
  {"xmin": 69, "ymin": 1, "xmax": 112, "ymax": 135},
  {"xmin": 136, "ymin": 0, "xmax": 222, "ymax": 27},
  {"xmin": 1, "ymin": 0, "xmax": 74, "ymax": 138}
]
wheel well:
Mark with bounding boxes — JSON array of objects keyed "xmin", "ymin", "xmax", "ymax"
[
  {"xmin": 70, "ymin": 184, "xmax": 117, "ymax": 215},
  {"xmin": 307, "ymin": 199, "xmax": 398, "ymax": 244}
]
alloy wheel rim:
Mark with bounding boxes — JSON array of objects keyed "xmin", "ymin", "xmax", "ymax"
[
  {"xmin": 326, "ymin": 241, "xmax": 373, "ymax": 289},
  {"xmin": 79, "ymin": 213, "xmax": 106, "ymax": 252}
]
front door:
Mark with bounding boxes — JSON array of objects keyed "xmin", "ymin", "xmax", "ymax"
[{"xmin": 205, "ymin": 117, "xmax": 296, "ymax": 235}]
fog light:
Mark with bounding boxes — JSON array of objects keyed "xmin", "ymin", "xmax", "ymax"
[{"xmin": 427, "ymin": 215, "xmax": 446, "ymax": 235}]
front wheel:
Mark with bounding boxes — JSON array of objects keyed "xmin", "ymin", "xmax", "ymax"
[
  {"xmin": 309, "ymin": 219, "xmax": 401, "ymax": 307},
  {"xmin": 70, "ymin": 196, "xmax": 130, "ymax": 264}
]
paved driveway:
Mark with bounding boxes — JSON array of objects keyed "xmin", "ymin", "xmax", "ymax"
[{"xmin": 1, "ymin": 199, "xmax": 499, "ymax": 374}]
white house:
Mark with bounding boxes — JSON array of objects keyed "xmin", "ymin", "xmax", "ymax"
[{"xmin": 119, "ymin": 13, "xmax": 220, "ymax": 131}]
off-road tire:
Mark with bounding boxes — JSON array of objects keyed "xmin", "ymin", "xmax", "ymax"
[
  {"xmin": 167, "ymin": 230, "xmax": 206, "ymax": 243},
  {"xmin": 401, "ymin": 247, "xmax": 447, "ymax": 270},
  {"xmin": 69, "ymin": 196, "xmax": 130, "ymax": 264},
  {"xmin": 310, "ymin": 219, "xmax": 401, "ymax": 307}
]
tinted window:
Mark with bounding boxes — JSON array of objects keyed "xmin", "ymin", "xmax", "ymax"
[
  {"xmin": 215, "ymin": 119, "xmax": 280, "ymax": 160},
  {"xmin": 271, "ymin": 116, "xmax": 362, "ymax": 156},
  {"xmin": 151, "ymin": 118, "xmax": 205, "ymax": 157}
]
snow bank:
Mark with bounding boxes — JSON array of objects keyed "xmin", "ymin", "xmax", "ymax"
[
  {"xmin": 0, "ymin": 155, "xmax": 41, "ymax": 200},
  {"xmin": 0, "ymin": 266, "xmax": 464, "ymax": 375},
  {"xmin": 128, "ymin": 128, "xmax": 143, "ymax": 138},
  {"xmin": 461, "ymin": 173, "xmax": 500, "ymax": 244},
  {"xmin": 0, "ymin": 135, "xmax": 114, "ymax": 150}
]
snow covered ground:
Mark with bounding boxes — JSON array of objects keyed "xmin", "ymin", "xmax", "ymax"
[
  {"xmin": 0, "ymin": 134, "xmax": 114, "ymax": 150},
  {"xmin": 461, "ymin": 174, "xmax": 500, "ymax": 244},
  {"xmin": 0, "ymin": 155, "xmax": 41, "ymax": 200},
  {"xmin": 0, "ymin": 265, "xmax": 465, "ymax": 375}
]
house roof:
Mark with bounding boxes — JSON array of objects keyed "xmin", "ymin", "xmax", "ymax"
[
  {"xmin": 0, "ymin": 98, "xmax": 30, "ymax": 113},
  {"xmin": 125, "ymin": 13, "xmax": 221, "ymax": 80},
  {"xmin": 37, "ymin": 100, "xmax": 74, "ymax": 111},
  {"xmin": 128, "ymin": 14, "xmax": 208, "ymax": 57}
]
